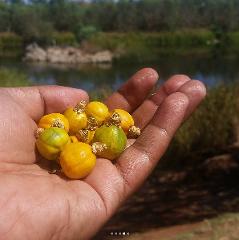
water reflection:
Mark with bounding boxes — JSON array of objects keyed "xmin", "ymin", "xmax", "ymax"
[{"xmin": 1, "ymin": 53, "xmax": 239, "ymax": 90}]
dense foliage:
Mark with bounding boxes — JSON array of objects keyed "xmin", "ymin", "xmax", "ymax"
[
  {"xmin": 0, "ymin": 0, "xmax": 239, "ymax": 44},
  {"xmin": 161, "ymin": 84, "xmax": 238, "ymax": 169}
]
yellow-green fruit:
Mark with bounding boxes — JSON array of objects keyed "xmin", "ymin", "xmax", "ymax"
[
  {"xmin": 64, "ymin": 107, "xmax": 88, "ymax": 134},
  {"xmin": 85, "ymin": 101, "xmax": 109, "ymax": 125},
  {"xmin": 93, "ymin": 125, "xmax": 127, "ymax": 160},
  {"xmin": 36, "ymin": 127, "xmax": 70, "ymax": 161},
  {"xmin": 60, "ymin": 142, "xmax": 96, "ymax": 179}
]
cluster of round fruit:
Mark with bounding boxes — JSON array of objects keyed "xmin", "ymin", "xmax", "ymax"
[{"xmin": 35, "ymin": 100, "xmax": 140, "ymax": 179}]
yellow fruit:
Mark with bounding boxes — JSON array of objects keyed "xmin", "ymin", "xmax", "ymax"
[
  {"xmin": 70, "ymin": 136, "xmax": 78, "ymax": 143},
  {"xmin": 64, "ymin": 107, "xmax": 88, "ymax": 135},
  {"xmin": 113, "ymin": 109, "xmax": 134, "ymax": 133},
  {"xmin": 60, "ymin": 142, "xmax": 96, "ymax": 179},
  {"xmin": 92, "ymin": 125, "xmax": 127, "ymax": 160},
  {"xmin": 85, "ymin": 101, "xmax": 109, "ymax": 125},
  {"xmin": 87, "ymin": 130, "xmax": 95, "ymax": 143},
  {"xmin": 38, "ymin": 113, "xmax": 69, "ymax": 132},
  {"xmin": 36, "ymin": 127, "xmax": 70, "ymax": 161}
]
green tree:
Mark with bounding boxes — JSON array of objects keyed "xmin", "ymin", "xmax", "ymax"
[{"xmin": 11, "ymin": 4, "xmax": 53, "ymax": 44}]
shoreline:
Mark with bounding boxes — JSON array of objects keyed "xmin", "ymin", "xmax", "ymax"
[{"xmin": 2, "ymin": 30, "xmax": 239, "ymax": 63}]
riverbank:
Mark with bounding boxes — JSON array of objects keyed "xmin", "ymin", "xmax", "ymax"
[
  {"xmin": 85, "ymin": 30, "xmax": 214, "ymax": 61},
  {"xmin": 2, "ymin": 29, "xmax": 239, "ymax": 61}
]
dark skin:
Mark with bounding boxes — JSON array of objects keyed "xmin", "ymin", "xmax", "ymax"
[{"xmin": 0, "ymin": 68, "xmax": 206, "ymax": 239}]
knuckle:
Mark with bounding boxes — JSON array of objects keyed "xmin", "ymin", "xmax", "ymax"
[
  {"xmin": 166, "ymin": 92, "xmax": 189, "ymax": 110},
  {"xmin": 164, "ymin": 74, "xmax": 191, "ymax": 94}
]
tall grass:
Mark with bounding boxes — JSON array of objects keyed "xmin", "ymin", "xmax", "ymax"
[
  {"xmin": 227, "ymin": 31, "xmax": 239, "ymax": 54},
  {"xmin": 87, "ymin": 29, "xmax": 239, "ymax": 60},
  {"xmin": 87, "ymin": 30, "xmax": 215, "ymax": 61},
  {"xmin": 50, "ymin": 32, "xmax": 77, "ymax": 46},
  {"xmin": 88, "ymin": 30, "xmax": 214, "ymax": 49},
  {"xmin": 161, "ymin": 85, "xmax": 238, "ymax": 169}
]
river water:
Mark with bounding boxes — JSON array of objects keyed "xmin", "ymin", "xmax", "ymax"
[{"xmin": 1, "ymin": 53, "xmax": 239, "ymax": 90}]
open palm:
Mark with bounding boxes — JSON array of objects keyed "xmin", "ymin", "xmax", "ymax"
[{"xmin": 0, "ymin": 68, "xmax": 205, "ymax": 240}]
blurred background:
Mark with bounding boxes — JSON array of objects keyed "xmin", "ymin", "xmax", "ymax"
[{"xmin": 1, "ymin": 0, "xmax": 239, "ymax": 239}]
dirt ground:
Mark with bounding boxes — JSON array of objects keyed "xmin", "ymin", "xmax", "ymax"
[
  {"xmin": 125, "ymin": 213, "xmax": 239, "ymax": 240},
  {"xmin": 119, "ymin": 222, "xmax": 204, "ymax": 240},
  {"xmin": 94, "ymin": 149, "xmax": 239, "ymax": 240}
]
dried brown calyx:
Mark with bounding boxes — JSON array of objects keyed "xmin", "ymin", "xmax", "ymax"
[
  {"xmin": 48, "ymin": 161, "xmax": 62, "ymax": 174},
  {"xmin": 35, "ymin": 127, "xmax": 44, "ymax": 138},
  {"xmin": 128, "ymin": 125, "xmax": 141, "ymax": 138},
  {"xmin": 106, "ymin": 112, "xmax": 121, "ymax": 127},
  {"xmin": 51, "ymin": 119, "xmax": 64, "ymax": 129},
  {"xmin": 92, "ymin": 142, "xmax": 107, "ymax": 155},
  {"xmin": 73, "ymin": 100, "xmax": 87, "ymax": 114},
  {"xmin": 87, "ymin": 116, "xmax": 98, "ymax": 130},
  {"xmin": 76, "ymin": 129, "xmax": 89, "ymax": 142}
]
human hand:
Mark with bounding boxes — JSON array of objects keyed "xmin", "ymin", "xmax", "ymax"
[{"xmin": 0, "ymin": 68, "xmax": 206, "ymax": 240}]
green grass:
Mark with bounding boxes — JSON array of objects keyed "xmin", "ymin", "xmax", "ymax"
[
  {"xmin": 0, "ymin": 67, "xmax": 30, "ymax": 87},
  {"xmin": 86, "ymin": 30, "xmax": 215, "ymax": 61},
  {"xmin": 88, "ymin": 30, "xmax": 214, "ymax": 49},
  {"xmin": 50, "ymin": 31, "xmax": 77, "ymax": 46},
  {"xmin": 0, "ymin": 32, "xmax": 23, "ymax": 57},
  {"xmin": 0, "ymin": 32, "xmax": 23, "ymax": 50},
  {"xmin": 86, "ymin": 29, "xmax": 239, "ymax": 61}
]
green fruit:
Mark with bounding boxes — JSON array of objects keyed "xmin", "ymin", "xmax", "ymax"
[{"xmin": 92, "ymin": 125, "xmax": 127, "ymax": 160}]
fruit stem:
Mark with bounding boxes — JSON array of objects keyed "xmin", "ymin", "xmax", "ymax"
[
  {"xmin": 73, "ymin": 100, "xmax": 87, "ymax": 114},
  {"xmin": 35, "ymin": 128, "xmax": 44, "ymax": 138},
  {"xmin": 48, "ymin": 168, "xmax": 62, "ymax": 174},
  {"xmin": 92, "ymin": 142, "xmax": 107, "ymax": 155},
  {"xmin": 51, "ymin": 119, "xmax": 64, "ymax": 129},
  {"xmin": 128, "ymin": 125, "xmax": 141, "ymax": 138},
  {"xmin": 87, "ymin": 116, "xmax": 98, "ymax": 130},
  {"xmin": 76, "ymin": 129, "xmax": 89, "ymax": 142},
  {"xmin": 106, "ymin": 112, "xmax": 121, "ymax": 127}
]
